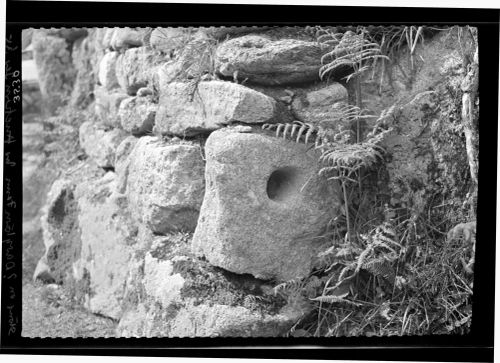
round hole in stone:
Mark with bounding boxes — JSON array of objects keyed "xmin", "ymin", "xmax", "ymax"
[{"xmin": 266, "ymin": 167, "xmax": 300, "ymax": 202}]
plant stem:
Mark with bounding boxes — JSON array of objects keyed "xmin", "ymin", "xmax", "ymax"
[
  {"xmin": 342, "ymin": 176, "xmax": 352, "ymax": 244},
  {"xmin": 355, "ymin": 76, "xmax": 362, "ymax": 143}
]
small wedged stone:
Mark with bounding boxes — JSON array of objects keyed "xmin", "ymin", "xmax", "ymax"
[
  {"xmin": 155, "ymin": 80, "xmax": 278, "ymax": 136},
  {"xmin": 291, "ymin": 82, "xmax": 349, "ymax": 125},
  {"xmin": 94, "ymin": 85, "xmax": 129, "ymax": 127},
  {"xmin": 118, "ymin": 96, "xmax": 156, "ymax": 135},
  {"xmin": 215, "ymin": 34, "xmax": 323, "ymax": 85},
  {"xmin": 115, "ymin": 136, "xmax": 139, "ymax": 194},
  {"xmin": 123, "ymin": 136, "xmax": 205, "ymax": 234},
  {"xmin": 79, "ymin": 121, "xmax": 128, "ymax": 168},
  {"xmin": 192, "ymin": 127, "xmax": 341, "ymax": 281},
  {"xmin": 102, "ymin": 28, "xmax": 116, "ymax": 49}
]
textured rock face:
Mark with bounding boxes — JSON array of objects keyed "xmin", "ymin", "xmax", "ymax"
[
  {"xmin": 192, "ymin": 128, "xmax": 340, "ymax": 281},
  {"xmin": 124, "ymin": 137, "xmax": 206, "ymax": 234},
  {"xmin": 98, "ymin": 51, "xmax": 120, "ymax": 90},
  {"xmin": 79, "ymin": 121, "xmax": 128, "ymax": 168},
  {"xmin": 94, "ymin": 86, "xmax": 129, "ymax": 127},
  {"xmin": 155, "ymin": 80, "xmax": 278, "ymax": 136},
  {"xmin": 215, "ymin": 35, "xmax": 322, "ymax": 85},
  {"xmin": 163, "ymin": 303, "xmax": 300, "ymax": 337},
  {"xmin": 31, "ymin": 31, "xmax": 76, "ymax": 114},
  {"xmin": 33, "ymin": 179, "xmax": 81, "ymax": 283},
  {"xmin": 291, "ymin": 83, "xmax": 349, "ymax": 125},
  {"xmin": 118, "ymin": 96, "xmax": 156, "ymax": 135},
  {"xmin": 116, "ymin": 233, "xmax": 303, "ymax": 337},
  {"xmin": 73, "ymin": 172, "xmax": 138, "ymax": 319},
  {"xmin": 115, "ymin": 47, "xmax": 165, "ymax": 95}
]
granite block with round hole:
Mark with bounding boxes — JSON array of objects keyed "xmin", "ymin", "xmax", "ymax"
[{"xmin": 192, "ymin": 127, "xmax": 341, "ymax": 281}]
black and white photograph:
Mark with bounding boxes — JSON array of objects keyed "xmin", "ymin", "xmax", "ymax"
[{"xmin": 1, "ymin": 0, "xmax": 497, "ymax": 359}]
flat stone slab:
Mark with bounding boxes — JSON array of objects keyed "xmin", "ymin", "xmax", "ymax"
[
  {"xmin": 73, "ymin": 172, "xmax": 138, "ymax": 320},
  {"xmin": 215, "ymin": 34, "xmax": 323, "ymax": 85},
  {"xmin": 192, "ymin": 127, "xmax": 341, "ymax": 281},
  {"xmin": 155, "ymin": 80, "xmax": 278, "ymax": 136},
  {"xmin": 200, "ymin": 26, "xmax": 270, "ymax": 40}
]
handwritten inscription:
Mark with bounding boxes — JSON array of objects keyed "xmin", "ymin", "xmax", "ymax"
[
  {"xmin": 4, "ymin": 178, "xmax": 16, "ymax": 208},
  {"xmin": 3, "ymin": 32, "xmax": 20, "ymax": 337},
  {"xmin": 7, "ymin": 305, "xmax": 17, "ymax": 335},
  {"xmin": 4, "ymin": 33, "xmax": 20, "ymax": 147},
  {"xmin": 5, "ymin": 152, "xmax": 16, "ymax": 167}
]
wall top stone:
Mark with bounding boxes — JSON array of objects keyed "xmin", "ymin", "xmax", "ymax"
[{"xmin": 215, "ymin": 34, "xmax": 322, "ymax": 86}]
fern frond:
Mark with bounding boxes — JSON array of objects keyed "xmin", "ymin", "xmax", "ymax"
[
  {"xmin": 318, "ymin": 29, "xmax": 388, "ymax": 81},
  {"xmin": 362, "ymin": 258, "xmax": 396, "ymax": 283},
  {"xmin": 263, "ymin": 121, "xmax": 320, "ymax": 145},
  {"xmin": 273, "ymin": 277, "xmax": 302, "ymax": 296},
  {"xmin": 310, "ymin": 295, "xmax": 361, "ymax": 306}
]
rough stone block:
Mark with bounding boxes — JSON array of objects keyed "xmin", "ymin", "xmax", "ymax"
[
  {"xmin": 110, "ymin": 27, "xmax": 143, "ymax": 50},
  {"xmin": 98, "ymin": 51, "xmax": 120, "ymax": 90},
  {"xmin": 215, "ymin": 34, "xmax": 322, "ymax": 85},
  {"xmin": 118, "ymin": 96, "xmax": 156, "ymax": 135},
  {"xmin": 192, "ymin": 127, "xmax": 341, "ymax": 281},
  {"xmin": 115, "ymin": 46, "xmax": 165, "ymax": 95},
  {"xmin": 124, "ymin": 136, "xmax": 206, "ymax": 234},
  {"xmin": 79, "ymin": 121, "xmax": 128, "ymax": 168},
  {"xmin": 155, "ymin": 80, "xmax": 278, "ymax": 136},
  {"xmin": 116, "ymin": 234, "xmax": 303, "ymax": 337}
]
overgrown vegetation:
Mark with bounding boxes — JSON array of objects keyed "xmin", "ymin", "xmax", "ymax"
[{"xmin": 264, "ymin": 25, "xmax": 476, "ymax": 337}]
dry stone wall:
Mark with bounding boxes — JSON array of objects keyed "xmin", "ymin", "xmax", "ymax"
[
  {"xmin": 32, "ymin": 26, "xmax": 344, "ymax": 336},
  {"xmin": 31, "ymin": 26, "xmax": 475, "ymax": 337}
]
